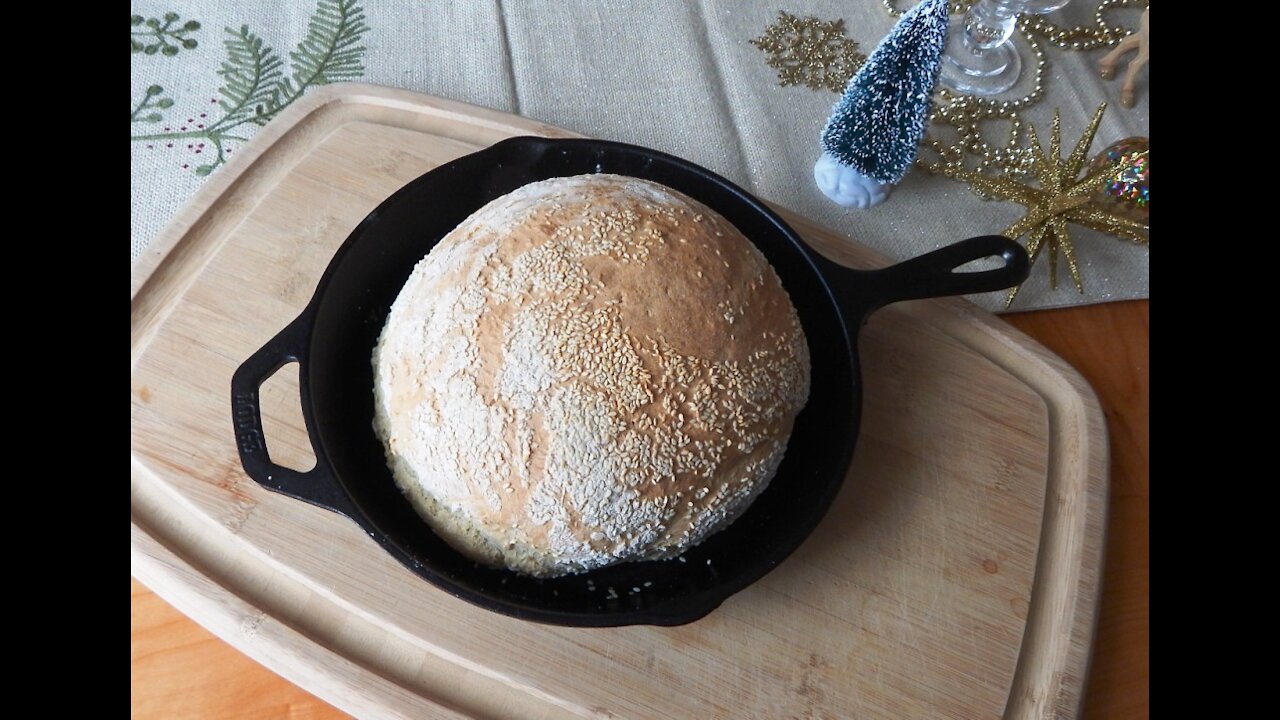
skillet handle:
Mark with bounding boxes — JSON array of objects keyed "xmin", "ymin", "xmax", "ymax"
[
  {"xmin": 843, "ymin": 235, "xmax": 1029, "ymax": 316},
  {"xmin": 230, "ymin": 314, "xmax": 354, "ymax": 518}
]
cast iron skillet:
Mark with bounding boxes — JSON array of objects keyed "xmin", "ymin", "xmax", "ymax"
[{"xmin": 231, "ymin": 137, "xmax": 1028, "ymax": 627}]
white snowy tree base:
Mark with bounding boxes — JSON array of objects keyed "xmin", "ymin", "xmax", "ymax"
[{"xmin": 813, "ymin": 152, "xmax": 892, "ymax": 209}]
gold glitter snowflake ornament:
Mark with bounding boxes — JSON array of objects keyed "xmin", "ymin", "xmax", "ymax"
[
  {"xmin": 922, "ymin": 103, "xmax": 1148, "ymax": 308},
  {"xmin": 751, "ymin": 12, "xmax": 865, "ymax": 93}
]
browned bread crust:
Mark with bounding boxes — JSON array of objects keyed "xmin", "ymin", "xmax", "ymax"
[{"xmin": 374, "ymin": 174, "xmax": 810, "ymax": 577}]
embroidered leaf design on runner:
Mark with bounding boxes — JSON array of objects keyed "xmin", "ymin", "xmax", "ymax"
[
  {"xmin": 131, "ymin": 85, "xmax": 175, "ymax": 124},
  {"xmin": 130, "ymin": 1, "xmax": 369, "ymax": 175},
  {"xmin": 131, "ymin": 11, "xmax": 201, "ymax": 56},
  {"xmin": 218, "ymin": 26, "xmax": 285, "ymax": 128},
  {"xmin": 277, "ymin": 0, "xmax": 369, "ymax": 107}
]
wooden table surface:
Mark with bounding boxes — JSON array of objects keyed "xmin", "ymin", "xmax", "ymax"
[{"xmin": 131, "ymin": 299, "xmax": 1149, "ymax": 720}]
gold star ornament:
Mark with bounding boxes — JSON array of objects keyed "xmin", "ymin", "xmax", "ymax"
[
  {"xmin": 924, "ymin": 103, "xmax": 1148, "ymax": 307},
  {"xmin": 751, "ymin": 12, "xmax": 865, "ymax": 93}
]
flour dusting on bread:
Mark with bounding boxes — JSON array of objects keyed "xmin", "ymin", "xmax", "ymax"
[{"xmin": 373, "ymin": 174, "xmax": 810, "ymax": 577}]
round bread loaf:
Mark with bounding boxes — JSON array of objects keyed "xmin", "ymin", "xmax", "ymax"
[{"xmin": 373, "ymin": 173, "xmax": 810, "ymax": 577}]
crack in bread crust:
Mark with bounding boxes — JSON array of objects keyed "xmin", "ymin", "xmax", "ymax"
[{"xmin": 373, "ymin": 174, "xmax": 810, "ymax": 577}]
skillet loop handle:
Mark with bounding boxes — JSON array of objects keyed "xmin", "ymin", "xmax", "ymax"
[
  {"xmin": 855, "ymin": 235, "xmax": 1029, "ymax": 314},
  {"xmin": 230, "ymin": 315, "xmax": 354, "ymax": 518}
]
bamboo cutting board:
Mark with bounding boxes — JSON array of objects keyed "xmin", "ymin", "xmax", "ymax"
[{"xmin": 130, "ymin": 85, "xmax": 1107, "ymax": 719}]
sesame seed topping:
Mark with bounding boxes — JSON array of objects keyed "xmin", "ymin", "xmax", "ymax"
[{"xmin": 373, "ymin": 174, "xmax": 810, "ymax": 577}]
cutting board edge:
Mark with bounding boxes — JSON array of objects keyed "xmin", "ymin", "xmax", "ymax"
[
  {"xmin": 130, "ymin": 84, "xmax": 582, "ymax": 303},
  {"xmin": 130, "ymin": 83, "xmax": 1109, "ymax": 720},
  {"xmin": 927, "ymin": 300, "xmax": 1110, "ymax": 720},
  {"xmin": 131, "ymin": 519, "xmax": 463, "ymax": 720}
]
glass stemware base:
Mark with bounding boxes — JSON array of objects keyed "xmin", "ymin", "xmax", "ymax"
[{"xmin": 938, "ymin": 15, "xmax": 1023, "ymax": 96}]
